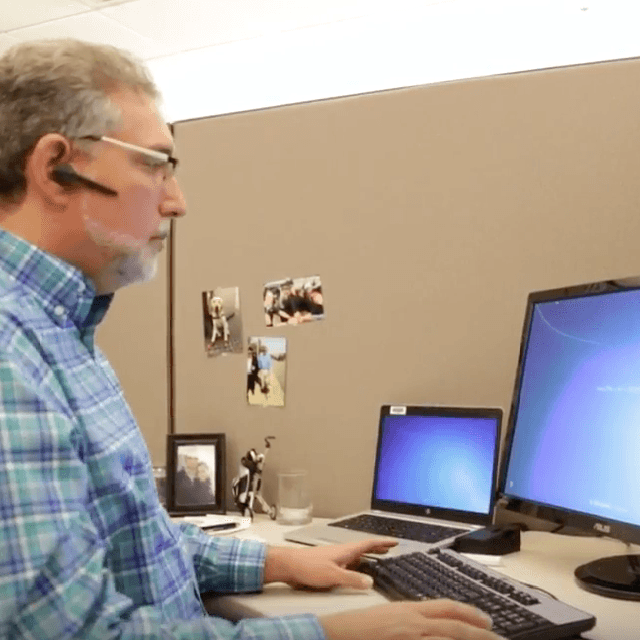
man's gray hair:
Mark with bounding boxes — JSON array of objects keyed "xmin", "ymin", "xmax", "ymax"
[{"xmin": 0, "ymin": 39, "xmax": 161, "ymax": 203}]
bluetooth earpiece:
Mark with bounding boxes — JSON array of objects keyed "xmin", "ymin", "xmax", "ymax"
[
  {"xmin": 51, "ymin": 164, "xmax": 82, "ymax": 187},
  {"xmin": 50, "ymin": 164, "xmax": 118, "ymax": 197}
]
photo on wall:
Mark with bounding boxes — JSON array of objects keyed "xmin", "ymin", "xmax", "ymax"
[
  {"xmin": 246, "ymin": 336, "xmax": 287, "ymax": 408},
  {"xmin": 263, "ymin": 275, "xmax": 324, "ymax": 327},
  {"xmin": 202, "ymin": 287, "xmax": 243, "ymax": 357}
]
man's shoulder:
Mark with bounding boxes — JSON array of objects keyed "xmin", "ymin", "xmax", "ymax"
[
  {"xmin": 0, "ymin": 286, "xmax": 56, "ymax": 382},
  {"xmin": 0, "ymin": 281, "xmax": 41, "ymax": 329}
]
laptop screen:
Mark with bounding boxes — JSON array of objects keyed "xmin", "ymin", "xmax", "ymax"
[{"xmin": 371, "ymin": 405, "xmax": 502, "ymax": 525}]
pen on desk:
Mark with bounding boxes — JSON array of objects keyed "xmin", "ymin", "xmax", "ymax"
[{"xmin": 201, "ymin": 522, "xmax": 238, "ymax": 532}]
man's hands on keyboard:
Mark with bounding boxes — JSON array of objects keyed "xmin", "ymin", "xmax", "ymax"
[
  {"xmin": 320, "ymin": 599, "xmax": 506, "ymax": 640},
  {"xmin": 356, "ymin": 549, "xmax": 596, "ymax": 640}
]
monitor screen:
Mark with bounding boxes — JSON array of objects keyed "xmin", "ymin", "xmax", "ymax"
[
  {"xmin": 371, "ymin": 405, "xmax": 501, "ymax": 526},
  {"xmin": 500, "ymin": 278, "xmax": 640, "ymax": 598},
  {"xmin": 374, "ymin": 413, "xmax": 498, "ymax": 514}
]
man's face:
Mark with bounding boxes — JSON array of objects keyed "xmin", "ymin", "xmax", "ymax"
[
  {"xmin": 184, "ymin": 455, "xmax": 199, "ymax": 473},
  {"xmin": 77, "ymin": 89, "xmax": 186, "ymax": 292}
]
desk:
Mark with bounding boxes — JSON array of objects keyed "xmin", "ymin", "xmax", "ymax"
[{"xmin": 203, "ymin": 517, "xmax": 640, "ymax": 640}]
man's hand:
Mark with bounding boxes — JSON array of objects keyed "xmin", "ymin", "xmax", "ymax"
[
  {"xmin": 263, "ymin": 539, "xmax": 397, "ymax": 590},
  {"xmin": 263, "ymin": 544, "xmax": 505, "ymax": 639},
  {"xmin": 320, "ymin": 599, "xmax": 505, "ymax": 640}
]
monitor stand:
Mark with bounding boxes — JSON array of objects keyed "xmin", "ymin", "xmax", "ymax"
[{"xmin": 575, "ymin": 554, "xmax": 640, "ymax": 600}]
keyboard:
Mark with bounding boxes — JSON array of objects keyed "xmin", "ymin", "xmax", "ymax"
[
  {"xmin": 329, "ymin": 513, "xmax": 467, "ymax": 543},
  {"xmin": 358, "ymin": 548, "xmax": 596, "ymax": 640}
]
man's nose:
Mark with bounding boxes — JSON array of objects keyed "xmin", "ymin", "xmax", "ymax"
[{"xmin": 161, "ymin": 176, "xmax": 187, "ymax": 218}]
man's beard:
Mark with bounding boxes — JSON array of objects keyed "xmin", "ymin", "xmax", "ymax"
[
  {"xmin": 80, "ymin": 193, "xmax": 168, "ymax": 294},
  {"xmin": 93, "ymin": 245, "xmax": 160, "ymax": 294},
  {"xmin": 82, "ymin": 209, "xmax": 168, "ymax": 294}
]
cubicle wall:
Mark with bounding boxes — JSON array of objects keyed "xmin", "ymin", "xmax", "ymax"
[{"xmin": 159, "ymin": 58, "xmax": 640, "ymax": 518}]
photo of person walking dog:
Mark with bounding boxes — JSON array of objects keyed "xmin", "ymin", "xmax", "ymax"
[
  {"xmin": 202, "ymin": 287, "xmax": 244, "ymax": 357},
  {"xmin": 246, "ymin": 336, "xmax": 287, "ymax": 407}
]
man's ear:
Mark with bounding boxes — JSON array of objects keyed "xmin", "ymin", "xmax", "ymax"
[{"xmin": 25, "ymin": 134, "xmax": 75, "ymax": 204}]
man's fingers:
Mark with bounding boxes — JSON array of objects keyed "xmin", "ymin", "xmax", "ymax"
[
  {"xmin": 415, "ymin": 599, "xmax": 494, "ymax": 630},
  {"xmin": 338, "ymin": 568, "xmax": 375, "ymax": 590},
  {"xmin": 320, "ymin": 601, "xmax": 505, "ymax": 640},
  {"xmin": 364, "ymin": 539, "xmax": 398, "ymax": 553},
  {"xmin": 342, "ymin": 538, "xmax": 398, "ymax": 558},
  {"xmin": 314, "ymin": 565, "xmax": 375, "ymax": 590}
]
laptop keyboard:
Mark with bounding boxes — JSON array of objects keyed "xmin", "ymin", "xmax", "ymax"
[
  {"xmin": 358, "ymin": 548, "xmax": 596, "ymax": 640},
  {"xmin": 329, "ymin": 513, "xmax": 467, "ymax": 543}
]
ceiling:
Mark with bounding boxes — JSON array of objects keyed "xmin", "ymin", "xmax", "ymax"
[
  {"xmin": 0, "ymin": 0, "xmax": 418, "ymax": 61},
  {"xmin": 2, "ymin": 1, "xmax": 639, "ymax": 123}
]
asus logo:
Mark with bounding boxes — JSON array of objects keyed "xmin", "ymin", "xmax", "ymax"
[{"xmin": 593, "ymin": 523, "xmax": 610, "ymax": 534}]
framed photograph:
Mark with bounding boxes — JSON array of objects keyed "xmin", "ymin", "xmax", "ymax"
[{"xmin": 166, "ymin": 434, "xmax": 226, "ymax": 515}]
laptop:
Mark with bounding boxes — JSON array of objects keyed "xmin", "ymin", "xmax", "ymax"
[{"xmin": 286, "ymin": 404, "xmax": 502, "ymax": 557}]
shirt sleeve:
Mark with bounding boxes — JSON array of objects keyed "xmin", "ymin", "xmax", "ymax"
[
  {"xmin": 0, "ymin": 358, "xmax": 326, "ymax": 640},
  {"xmin": 177, "ymin": 523, "xmax": 268, "ymax": 594}
]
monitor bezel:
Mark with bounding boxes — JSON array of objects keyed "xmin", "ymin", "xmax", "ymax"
[
  {"xmin": 497, "ymin": 277, "xmax": 640, "ymax": 547},
  {"xmin": 372, "ymin": 404, "xmax": 503, "ymax": 527}
]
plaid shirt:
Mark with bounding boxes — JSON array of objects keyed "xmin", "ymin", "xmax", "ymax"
[{"xmin": 0, "ymin": 230, "xmax": 324, "ymax": 640}]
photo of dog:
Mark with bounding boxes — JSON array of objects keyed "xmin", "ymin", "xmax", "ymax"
[
  {"xmin": 202, "ymin": 287, "xmax": 244, "ymax": 357},
  {"xmin": 208, "ymin": 295, "xmax": 230, "ymax": 346}
]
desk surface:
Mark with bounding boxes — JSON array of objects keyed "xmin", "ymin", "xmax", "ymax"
[{"xmin": 204, "ymin": 517, "xmax": 640, "ymax": 640}]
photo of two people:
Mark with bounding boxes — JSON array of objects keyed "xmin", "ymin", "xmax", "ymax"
[{"xmin": 174, "ymin": 445, "xmax": 217, "ymax": 507}]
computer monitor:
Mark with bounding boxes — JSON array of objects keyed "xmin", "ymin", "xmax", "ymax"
[{"xmin": 499, "ymin": 277, "xmax": 640, "ymax": 600}]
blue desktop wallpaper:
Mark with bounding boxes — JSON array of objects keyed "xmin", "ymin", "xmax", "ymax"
[
  {"xmin": 504, "ymin": 290, "xmax": 640, "ymax": 527},
  {"xmin": 374, "ymin": 415, "xmax": 497, "ymax": 514}
]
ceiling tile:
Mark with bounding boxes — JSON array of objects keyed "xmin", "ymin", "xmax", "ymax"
[
  {"xmin": 0, "ymin": 0, "xmax": 89, "ymax": 33},
  {"xmin": 79, "ymin": 0, "xmax": 139, "ymax": 7},
  {"xmin": 5, "ymin": 12, "xmax": 169, "ymax": 59}
]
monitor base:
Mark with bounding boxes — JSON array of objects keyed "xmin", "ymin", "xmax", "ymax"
[{"xmin": 575, "ymin": 554, "xmax": 640, "ymax": 600}]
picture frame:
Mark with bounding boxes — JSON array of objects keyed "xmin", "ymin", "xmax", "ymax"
[{"xmin": 166, "ymin": 433, "xmax": 226, "ymax": 515}]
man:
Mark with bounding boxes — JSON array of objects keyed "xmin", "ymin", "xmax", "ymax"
[
  {"xmin": 257, "ymin": 343, "xmax": 273, "ymax": 394},
  {"xmin": 0, "ymin": 39, "xmax": 503, "ymax": 640},
  {"xmin": 175, "ymin": 454, "xmax": 201, "ymax": 506}
]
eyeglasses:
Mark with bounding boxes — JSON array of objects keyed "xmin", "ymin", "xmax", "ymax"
[{"xmin": 80, "ymin": 135, "xmax": 179, "ymax": 181}]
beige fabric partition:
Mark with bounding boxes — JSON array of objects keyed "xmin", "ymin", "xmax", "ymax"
[{"xmin": 161, "ymin": 59, "xmax": 640, "ymax": 518}]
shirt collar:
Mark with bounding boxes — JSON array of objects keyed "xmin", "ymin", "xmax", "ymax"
[{"xmin": 0, "ymin": 229, "xmax": 113, "ymax": 331}]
